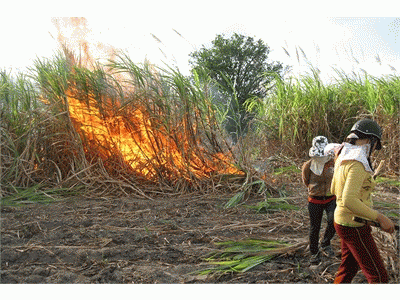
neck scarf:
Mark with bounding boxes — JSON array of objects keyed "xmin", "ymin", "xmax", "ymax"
[
  {"xmin": 338, "ymin": 142, "xmax": 373, "ymax": 173},
  {"xmin": 310, "ymin": 156, "xmax": 331, "ymax": 175}
]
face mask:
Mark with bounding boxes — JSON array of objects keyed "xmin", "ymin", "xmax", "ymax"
[
  {"xmin": 339, "ymin": 143, "xmax": 373, "ymax": 173},
  {"xmin": 362, "ymin": 143, "xmax": 371, "ymax": 157},
  {"xmin": 310, "ymin": 156, "xmax": 331, "ymax": 176}
]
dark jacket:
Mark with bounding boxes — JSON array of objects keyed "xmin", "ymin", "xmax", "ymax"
[{"xmin": 302, "ymin": 159, "xmax": 334, "ymax": 197}]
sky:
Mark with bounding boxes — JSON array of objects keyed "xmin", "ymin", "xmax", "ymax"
[{"xmin": 1, "ymin": 2, "xmax": 399, "ymax": 84}]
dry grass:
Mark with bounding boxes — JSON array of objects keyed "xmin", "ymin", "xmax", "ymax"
[{"xmin": 373, "ymin": 229, "xmax": 400, "ymax": 282}]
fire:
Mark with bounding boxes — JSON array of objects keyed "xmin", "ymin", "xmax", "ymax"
[
  {"xmin": 56, "ymin": 17, "xmax": 243, "ymax": 182},
  {"xmin": 66, "ymin": 89, "xmax": 242, "ymax": 181},
  {"xmin": 51, "ymin": 17, "xmax": 115, "ymax": 69}
]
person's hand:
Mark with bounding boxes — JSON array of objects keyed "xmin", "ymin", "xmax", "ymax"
[{"xmin": 376, "ymin": 213, "xmax": 395, "ymax": 234}]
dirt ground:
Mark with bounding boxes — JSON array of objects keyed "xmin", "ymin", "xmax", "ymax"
[{"xmin": 1, "ymin": 180, "xmax": 399, "ymax": 284}]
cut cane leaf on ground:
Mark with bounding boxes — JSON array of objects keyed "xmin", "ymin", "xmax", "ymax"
[
  {"xmin": 244, "ymin": 198, "xmax": 299, "ymax": 213},
  {"xmin": 197, "ymin": 239, "xmax": 306, "ymax": 275}
]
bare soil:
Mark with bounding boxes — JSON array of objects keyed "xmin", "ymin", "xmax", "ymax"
[{"xmin": 1, "ymin": 181, "xmax": 399, "ymax": 284}]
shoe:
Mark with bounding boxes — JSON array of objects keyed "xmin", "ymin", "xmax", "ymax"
[
  {"xmin": 310, "ymin": 252, "xmax": 321, "ymax": 265},
  {"xmin": 321, "ymin": 245, "xmax": 335, "ymax": 258}
]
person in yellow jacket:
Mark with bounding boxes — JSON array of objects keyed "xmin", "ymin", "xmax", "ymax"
[{"xmin": 331, "ymin": 119, "xmax": 395, "ymax": 283}]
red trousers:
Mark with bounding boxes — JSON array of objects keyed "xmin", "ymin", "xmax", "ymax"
[{"xmin": 334, "ymin": 222, "xmax": 389, "ymax": 283}]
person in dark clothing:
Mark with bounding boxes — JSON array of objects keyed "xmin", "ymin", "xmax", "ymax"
[{"xmin": 302, "ymin": 136, "xmax": 338, "ymax": 265}]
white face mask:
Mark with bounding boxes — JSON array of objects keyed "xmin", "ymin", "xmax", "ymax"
[
  {"xmin": 339, "ymin": 143, "xmax": 373, "ymax": 173},
  {"xmin": 310, "ymin": 156, "xmax": 331, "ymax": 176},
  {"xmin": 362, "ymin": 143, "xmax": 371, "ymax": 157}
]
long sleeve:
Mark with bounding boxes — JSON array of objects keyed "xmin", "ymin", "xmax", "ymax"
[
  {"xmin": 341, "ymin": 162, "xmax": 378, "ymax": 220},
  {"xmin": 332, "ymin": 159, "xmax": 378, "ymax": 226},
  {"xmin": 301, "ymin": 160, "xmax": 311, "ymax": 186}
]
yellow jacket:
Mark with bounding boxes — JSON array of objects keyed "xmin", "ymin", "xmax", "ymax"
[{"xmin": 331, "ymin": 158, "xmax": 378, "ymax": 227}]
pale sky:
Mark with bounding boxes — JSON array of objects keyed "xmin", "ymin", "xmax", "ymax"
[{"xmin": 1, "ymin": 2, "xmax": 399, "ymax": 83}]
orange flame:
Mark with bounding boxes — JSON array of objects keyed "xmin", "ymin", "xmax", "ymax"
[
  {"xmin": 66, "ymin": 90, "xmax": 241, "ymax": 180},
  {"xmin": 56, "ymin": 17, "xmax": 243, "ymax": 182}
]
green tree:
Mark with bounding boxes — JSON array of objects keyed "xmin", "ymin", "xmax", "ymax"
[{"xmin": 189, "ymin": 33, "xmax": 283, "ymax": 141}]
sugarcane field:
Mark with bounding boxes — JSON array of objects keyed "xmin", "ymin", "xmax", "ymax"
[{"xmin": 1, "ymin": 17, "xmax": 399, "ymax": 285}]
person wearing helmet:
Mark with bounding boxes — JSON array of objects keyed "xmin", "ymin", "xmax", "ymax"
[
  {"xmin": 302, "ymin": 136, "xmax": 338, "ymax": 265},
  {"xmin": 331, "ymin": 119, "xmax": 395, "ymax": 283}
]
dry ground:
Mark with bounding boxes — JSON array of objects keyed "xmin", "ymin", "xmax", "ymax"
[{"xmin": 1, "ymin": 181, "xmax": 399, "ymax": 284}]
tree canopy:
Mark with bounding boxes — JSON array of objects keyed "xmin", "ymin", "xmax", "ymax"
[{"xmin": 189, "ymin": 33, "xmax": 283, "ymax": 141}]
